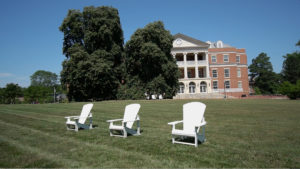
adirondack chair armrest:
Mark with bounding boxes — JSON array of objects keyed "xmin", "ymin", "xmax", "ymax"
[
  {"xmin": 195, "ymin": 120, "xmax": 207, "ymax": 133},
  {"xmin": 107, "ymin": 119, "xmax": 123, "ymax": 123},
  {"xmin": 64, "ymin": 116, "xmax": 80, "ymax": 120},
  {"xmin": 168, "ymin": 120, "xmax": 183, "ymax": 125},
  {"xmin": 123, "ymin": 119, "xmax": 139, "ymax": 123},
  {"xmin": 107, "ymin": 119, "xmax": 123, "ymax": 126},
  {"xmin": 168, "ymin": 120, "xmax": 183, "ymax": 130}
]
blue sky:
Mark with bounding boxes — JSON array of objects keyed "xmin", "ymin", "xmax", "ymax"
[{"xmin": 0, "ymin": 0, "xmax": 300, "ymax": 87}]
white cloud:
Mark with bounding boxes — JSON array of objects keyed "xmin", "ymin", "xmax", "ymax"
[{"xmin": 0, "ymin": 73, "xmax": 13, "ymax": 77}]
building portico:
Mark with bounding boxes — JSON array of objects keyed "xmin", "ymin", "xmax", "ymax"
[
  {"xmin": 172, "ymin": 33, "xmax": 250, "ymax": 99},
  {"xmin": 171, "ymin": 33, "xmax": 212, "ymax": 95}
]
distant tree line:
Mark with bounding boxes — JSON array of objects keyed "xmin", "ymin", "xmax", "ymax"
[
  {"xmin": 249, "ymin": 41, "xmax": 300, "ymax": 99},
  {"xmin": 0, "ymin": 70, "xmax": 65, "ymax": 104}
]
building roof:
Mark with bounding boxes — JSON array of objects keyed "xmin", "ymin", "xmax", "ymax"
[{"xmin": 173, "ymin": 33, "xmax": 210, "ymax": 48}]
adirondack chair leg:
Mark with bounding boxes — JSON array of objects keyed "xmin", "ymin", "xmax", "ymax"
[
  {"xmin": 172, "ymin": 136, "xmax": 175, "ymax": 144},
  {"xmin": 89, "ymin": 118, "xmax": 93, "ymax": 129},
  {"xmin": 123, "ymin": 129, "xmax": 127, "ymax": 138},
  {"xmin": 66, "ymin": 124, "xmax": 70, "ymax": 130},
  {"xmin": 75, "ymin": 125, "xmax": 78, "ymax": 132},
  {"xmin": 195, "ymin": 134, "xmax": 198, "ymax": 147},
  {"xmin": 137, "ymin": 120, "xmax": 140, "ymax": 135}
]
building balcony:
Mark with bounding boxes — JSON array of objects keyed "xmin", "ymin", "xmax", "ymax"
[
  {"xmin": 176, "ymin": 60, "xmax": 208, "ymax": 67},
  {"xmin": 197, "ymin": 60, "xmax": 207, "ymax": 66},
  {"xmin": 176, "ymin": 61, "xmax": 184, "ymax": 67},
  {"xmin": 187, "ymin": 61, "xmax": 196, "ymax": 65}
]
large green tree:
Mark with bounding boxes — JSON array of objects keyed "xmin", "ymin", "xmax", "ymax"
[
  {"xmin": 3, "ymin": 83, "xmax": 22, "ymax": 104},
  {"xmin": 281, "ymin": 41, "xmax": 300, "ymax": 84},
  {"xmin": 249, "ymin": 52, "xmax": 279, "ymax": 94},
  {"xmin": 123, "ymin": 21, "xmax": 179, "ymax": 99},
  {"xmin": 31, "ymin": 70, "xmax": 58, "ymax": 87},
  {"xmin": 59, "ymin": 6, "xmax": 124, "ymax": 101}
]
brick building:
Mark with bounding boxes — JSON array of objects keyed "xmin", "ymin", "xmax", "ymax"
[{"xmin": 172, "ymin": 33, "xmax": 249, "ymax": 99}]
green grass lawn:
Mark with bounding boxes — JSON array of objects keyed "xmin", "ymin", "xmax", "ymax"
[{"xmin": 0, "ymin": 99, "xmax": 299, "ymax": 168}]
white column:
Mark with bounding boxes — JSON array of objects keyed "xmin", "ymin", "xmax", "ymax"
[
  {"xmin": 195, "ymin": 53, "xmax": 199, "ymax": 78},
  {"xmin": 205, "ymin": 52, "xmax": 210, "ymax": 78},
  {"xmin": 184, "ymin": 53, "xmax": 188, "ymax": 79}
]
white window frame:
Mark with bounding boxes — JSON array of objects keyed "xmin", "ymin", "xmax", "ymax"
[
  {"xmin": 223, "ymin": 54, "xmax": 229, "ymax": 62},
  {"xmin": 212, "ymin": 69, "xmax": 218, "ymax": 78},
  {"xmin": 236, "ymin": 55, "xmax": 240, "ymax": 63},
  {"xmin": 237, "ymin": 68, "xmax": 241, "ymax": 78},
  {"xmin": 224, "ymin": 68, "xmax": 230, "ymax": 78},
  {"xmin": 213, "ymin": 81, "xmax": 218, "ymax": 90},
  {"xmin": 238, "ymin": 81, "xmax": 242, "ymax": 88},
  {"xmin": 211, "ymin": 55, "xmax": 217, "ymax": 63},
  {"xmin": 225, "ymin": 80, "xmax": 230, "ymax": 89}
]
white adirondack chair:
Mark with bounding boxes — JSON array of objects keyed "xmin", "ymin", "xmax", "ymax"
[
  {"xmin": 168, "ymin": 102, "xmax": 207, "ymax": 147},
  {"xmin": 65, "ymin": 103, "xmax": 93, "ymax": 132},
  {"xmin": 107, "ymin": 103, "xmax": 141, "ymax": 138}
]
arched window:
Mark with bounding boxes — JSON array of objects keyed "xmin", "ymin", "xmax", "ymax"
[
  {"xmin": 189, "ymin": 82, "xmax": 196, "ymax": 93},
  {"xmin": 178, "ymin": 82, "xmax": 185, "ymax": 93},
  {"xmin": 200, "ymin": 81, "xmax": 207, "ymax": 93}
]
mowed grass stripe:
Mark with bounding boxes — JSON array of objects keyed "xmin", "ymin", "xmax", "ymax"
[
  {"xmin": 0, "ymin": 99, "xmax": 299, "ymax": 167},
  {"xmin": 0, "ymin": 136, "xmax": 83, "ymax": 168},
  {"xmin": 0, "ymin": 120, "xmax": 177, "ymax": 168}
]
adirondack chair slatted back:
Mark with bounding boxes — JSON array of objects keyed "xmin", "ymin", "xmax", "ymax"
[
  {"xmin": 123, "ymin": 104, "xmax": 141, "ymax": 128},
  {"xmin": 183, "ymin": 102, "xmax": 206, "ymax": 132},
  {"xmin": 79, "ymin": 103, "xmax": 93, "ymax": 124}
]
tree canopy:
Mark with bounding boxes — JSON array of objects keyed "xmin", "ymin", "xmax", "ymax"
[
  {"xmin": 59, "ymin": 6, "xmax": 124, "ymax": 101},
  {"xmin": 281, "ymin": 51, "xmax": 300, "ymax": 84},
  {"xmin": 249, "ymin": 52, "xmax": 280, "ymax": 94},
  {"xmin": 2, "ymin": 83, "xmax": 22, "ymax": 104},
  {"xmin": 123, "ymin": 21, "xmax": 179, "ymax": 99},
  {"xmin": 31, "ymin": 70, "xmax": 58, "ymax": 87}
]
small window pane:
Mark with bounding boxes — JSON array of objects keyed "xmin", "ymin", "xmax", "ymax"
[
  {"xmin": 213, "ymin": 81, "xmax": 218, "ymax": 89},
  {"xmin": 236, "ymin": 56, "xmax": 240, "ymax": 63},
  {"xmin": 237, "ymin": 68, "xmax": 241, "ymax": 77},
  {"xmin": 224, "ymin": 68, "xmax": 230, "ymax": 77},
  {"xmin": 224, "ymin": 55, "xmax": 229, "ymax": 62},
  {"xmin": 238, "ymin": 81, "xmax": 242, "ymax": 88},
  {"xmin": 225, "ymin": 81, "xmax": 230, "ymax": 89},
  {"xmin": 212, "ymin": 56, "xmax": 216, "ymax": 63},
  {"xmin": 212, "ymin": 70, "xmax": 218, "ymax": 78}
]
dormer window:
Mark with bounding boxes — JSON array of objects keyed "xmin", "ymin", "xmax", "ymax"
[{"xmin": 217, "ymin": 40, "xmax": 223, "ymax": 48}]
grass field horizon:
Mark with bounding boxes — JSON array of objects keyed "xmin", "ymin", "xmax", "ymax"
[{"xmin": 0, "ymin": 99, "xmax": 299, "ymax": 168}]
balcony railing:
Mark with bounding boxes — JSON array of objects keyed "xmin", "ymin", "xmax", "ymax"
[
  {"xmin": 176, "ymin": 60, "xmax": 208, "ymax": 67},
  {"xmin": 176, "ymin": 61, "xmax": 184, "ymax": 66},
  {"xmin": 186, "ymin": 61, "xmax": 195, "ymax": 65},
  {"xmin": 197, "ymin": 60, "xmax": 207, "ymax": 65}
]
